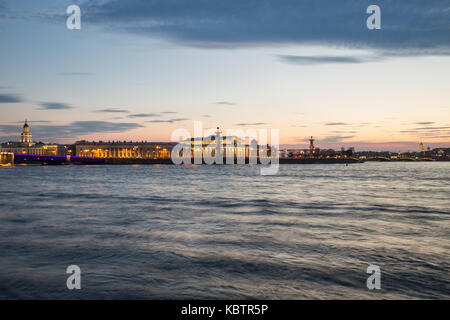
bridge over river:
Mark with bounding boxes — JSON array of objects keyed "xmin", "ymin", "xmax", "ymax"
[
  {"xmin": 13, "ymin": 154, "xmax": 105, "ymax": 165},
  {"xmin": 10, "ymin": 154, "xmax": 367, "ymax": 165}
]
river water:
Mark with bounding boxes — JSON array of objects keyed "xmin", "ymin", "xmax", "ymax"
[{"xmin": 0, "ymin": 162, "xmax": 448, "ymax": 299}]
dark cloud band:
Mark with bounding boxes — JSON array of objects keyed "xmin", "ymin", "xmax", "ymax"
[
  {"xmin": 0, "ymin": 94, "xmax": 23, "ymax": 103},
  {"xmin": 95, "ymin": 108, "xmax": 130, "ymax": 113},
  {"xmin": 77, "ymin": 0, "xmax": 450, "ymax": 55},
  {"xmin": 38, "ymin": 102, "xmax": 73, "ymax": 110},
  {"xmin": 0, "ymin": 121, "xmax": 143, "ymax": 141},
  {"xmin": 147, "ymin": 118, "xmax": 189, "ymax": 123},
  {"xmin": 128, "ymin": 113, "xmax": 160, "ymax": 118}
]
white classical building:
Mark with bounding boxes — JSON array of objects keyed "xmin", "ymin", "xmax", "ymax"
[
  {"xmin": 20, "ymin": 120, "xmax": 33, "ymax": 147},
  {"xmin": 0, "ymin": 120, "xmax": 64, "ymax": 155}
]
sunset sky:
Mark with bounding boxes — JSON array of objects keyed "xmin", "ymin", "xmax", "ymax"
[{"xmin": 0, "ymin": 0, "xmax": 449, "ymax": 151}]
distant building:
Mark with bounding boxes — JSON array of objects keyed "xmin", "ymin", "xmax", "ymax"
[
  {"xmin": 280, "ymin": 137, "xmax": 355, "ymax": 159},
  {"xmin": 177, "ymin": 127, "xmax": 271, "ymax": 160},
  {"xmin": 309, "ymin": 136, "xmax": 315, "ymax": 157},
  {"xmin": 280, "ymin": 148, "xmax": 309, "ymax": 159},
  {"xmin": 0, "ymin": 120, "xmax": 64, "ymax": 155},
  {"xmin": 73, "ymin": 141, "xmax": 176, "ymax": 159},
  {"xmin": 74, "ymin": 128, "xmax": 272, "ymax": 160},
  {"xmin": 20, "ymin": 120, "xmax": 33, "ymax": 147},
  {"xmin": 419, "ymin": 142, "xmax": 425, "ymax": 153},
  {"xmin": 0, "ymin": 152, "xmax": 14, "ymax": 166}
]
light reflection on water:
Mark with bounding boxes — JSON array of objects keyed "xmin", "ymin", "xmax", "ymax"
[{"xmin": 0, "ymin": 162, "xmax": 449, "ymax": 299}]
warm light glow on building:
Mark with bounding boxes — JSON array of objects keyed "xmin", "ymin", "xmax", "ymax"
[
  {"xmin": 0, "ymin": 121, "xmax": 64, "ymax": 156},
  {"xmin": 0, "ymin": 152, "xmax": 14, "ymax": 166},
  {"xmin": 74, "ymin": 141, "xmax": 175, "ymax": 159}
]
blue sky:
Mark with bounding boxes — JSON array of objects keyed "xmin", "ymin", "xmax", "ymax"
[{"xmin": 0, "ymin": 0, "xmax": 449, "ymax": 151}]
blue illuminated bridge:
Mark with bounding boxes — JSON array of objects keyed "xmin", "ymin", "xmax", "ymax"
[{"xmin": 14, "ymin": 154, "xmax": 105, "ymax": 165}]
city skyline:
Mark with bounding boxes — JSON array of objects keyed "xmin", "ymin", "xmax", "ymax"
[
  {"xmin": 1, "ymin": 119, "xmax": 447, "ymax": 154},
  {"xmin": 1, "ymin": 0, "xmax": 449, "ymax": 151},
  {"xmin": 1, "ymin": 1, "xmax": 449, "ymax": 303}
]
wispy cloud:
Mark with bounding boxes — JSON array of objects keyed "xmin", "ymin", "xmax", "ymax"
[
  {"xmin": 234, "ymin": 122, "xmax": 269, "ymax": 126},
  {"xmin": 0, "ymin": 93, "xmax": 23, "ymax": 103},
  {"xmin": 128, "ymin": 113, "xmax": 160, "ymax": 118},
  {"xmin": 68, "ymin": 121, "xmax": 143, "ymax": 135},
  {"xmin": 278, "ymin": 55, "xmax": 384, "ymax": 65},
  {"xmin": 320, "ymin": 135, "xmax": 355, "ymax": 143},
  {"xmin": 57, "ymin": 72, "xmax": 92, "ymax": 76},
  {"xmin": 407, "ymin": 126, "xmax": 450, "ymax": 131},
  {"xmin": 95, "ymin": 108, "xmax": 130, "ymax": 113},
  {"xmin": 215, "ymin": 101, "xmax": 236, "ymax": 106},
  {"xmin": 161, "ymin": 111, "xmax": 179, "ymax": 114},
  {"xmin": 329, "ymin": 130, "xmax": 358, "ymax": 134},
  {"xmin": 325, "ymin": 122, "xmax": 350, "ymax": 126},
  {"xmin": 399, "ymin": 124, "xmax": 450, "ymax": 139},
  {"xmin": 147, "ymin": 118, "xmax": 189, "ymax": 123},
  {"xmin": 38, "ymin": 102, "xmax": 73, "ymax": 110},
  {"xmin": 415, "ymin": 122, "xmax": 435, "ymax": 125}
]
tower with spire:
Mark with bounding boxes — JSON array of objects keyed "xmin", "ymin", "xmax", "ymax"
[
  {"xmin": 20, "ymin": 120, "xmax": 34, "ymax": 147},
  {"xmin": 309, "ymin": 136, "xmax": 315, "ymax": 157}
]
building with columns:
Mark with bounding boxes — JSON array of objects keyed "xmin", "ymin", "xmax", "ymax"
[
  {"xmin": 178, "ymin": 127, "xmax": 272, "ymax": 160},
  {"xmin": 73, "ymin": 141, "xmax": 176, "ymax": 159}
]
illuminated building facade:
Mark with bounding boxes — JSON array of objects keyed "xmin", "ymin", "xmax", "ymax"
[
  {"xmin": 280, "ymin": 149, "xmax": 308, "ymax": 159},
  {"xmin": 74, "ymin": 141, "xmax": 176, "ymax": 159},
  {"xmin": 280, "ymin": 136, "xmax": 355, "ymax": 159},
  {"xmin": 419, "ymin": 142, "xmax": 425, "ymax": 153},
  {"xmin": 0, "ymin": 143, "xmax": 62, "ymax": 155},
  {"xmin": 0, "ymin": 152, "xmax": 14, "ymax": 166},
  {"xmin": 179, "ymin": 128, "xmax": 272, "ymax": 160},
  {"xmin": 20, "ymin": 120, "xmax": 33, "ymax": 147},
  {"xmin": 0, "ymin": 120, "xmax": 63, "ymax": 155}
]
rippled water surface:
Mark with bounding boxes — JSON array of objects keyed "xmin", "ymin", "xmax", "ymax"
[{"xmin": 0, "ymin": 162, "xmax": 449, "ymax": 299}]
